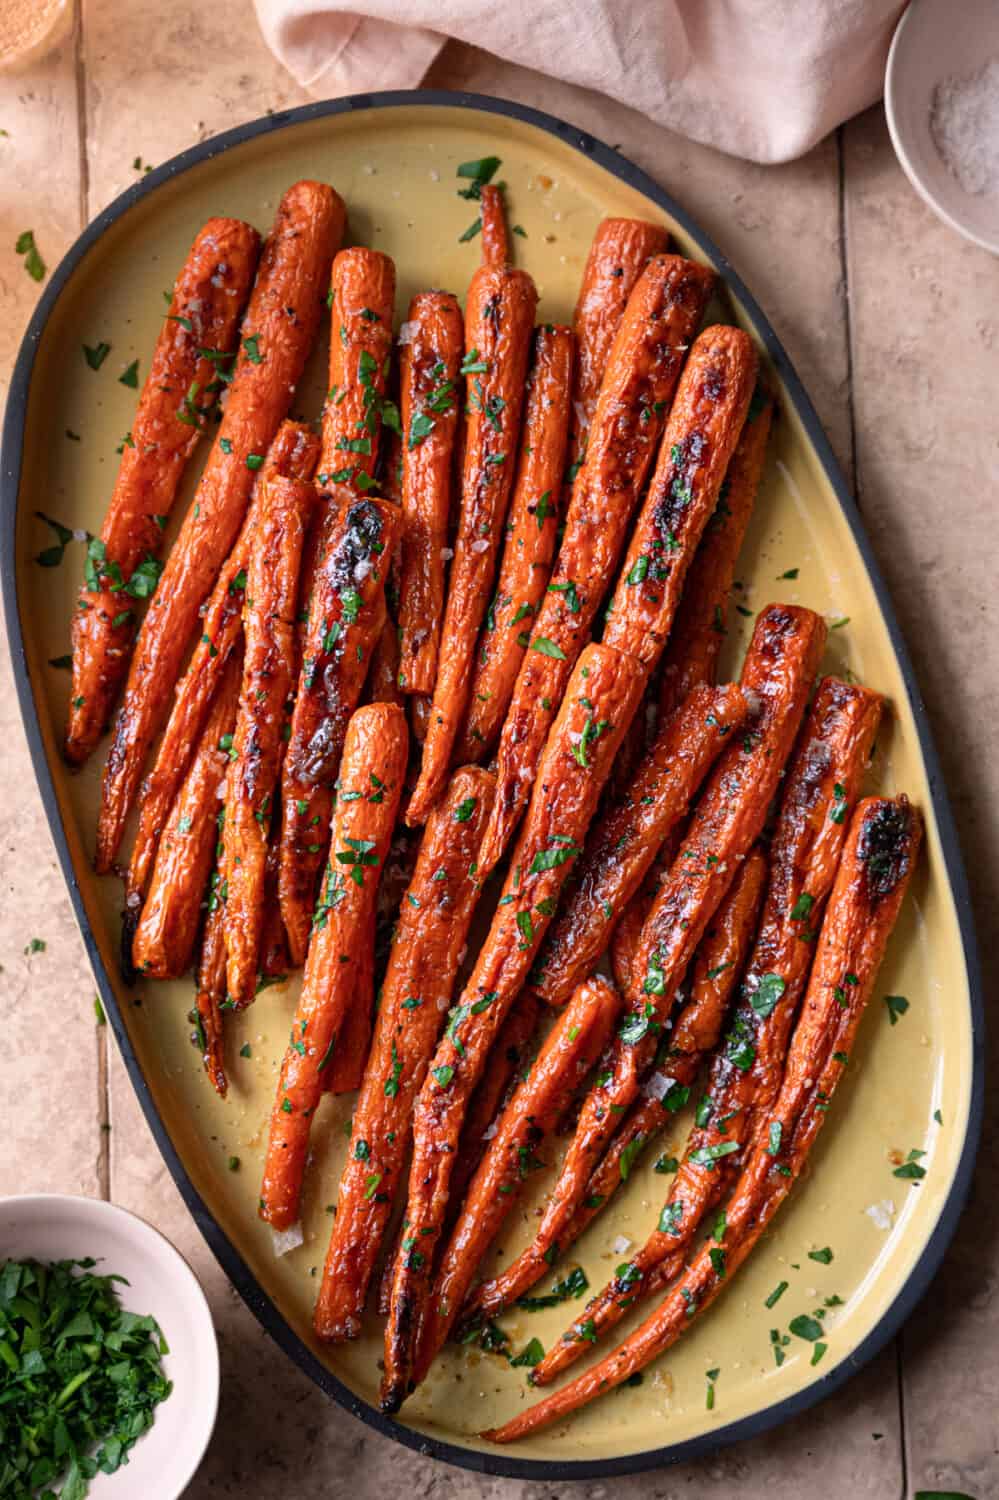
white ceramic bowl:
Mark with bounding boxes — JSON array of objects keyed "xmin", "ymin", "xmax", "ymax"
[
  {"xmin": 0, "ymin": 1194, "xmax": 219, "ymax": 1498},
  {"xmin": 885, "ymin": 0, "xmax": 999, "ymax": 255}
]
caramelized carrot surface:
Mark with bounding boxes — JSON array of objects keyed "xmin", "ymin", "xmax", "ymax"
[
  {"xmin": 317, "ymin": 247, "xmax": 396, "ymax": 492},
  {"xmin": 65, "ymin": 216, "xmax": 260, "ymax": 766}
]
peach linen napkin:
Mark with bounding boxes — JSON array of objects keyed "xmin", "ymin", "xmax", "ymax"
[{"xmin": 253, "ymin": 0, "xmax": 904, "ymax": 164}]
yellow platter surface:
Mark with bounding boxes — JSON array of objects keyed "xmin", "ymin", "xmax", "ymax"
[{"xmin": 5, "ymin": 99, "xmax": 978, "ymax": 1471}]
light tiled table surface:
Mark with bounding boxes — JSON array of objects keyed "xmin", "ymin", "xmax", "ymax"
[{"xmin": 1, "ymin": 5, "xmax": 997, "ymax": 1495}]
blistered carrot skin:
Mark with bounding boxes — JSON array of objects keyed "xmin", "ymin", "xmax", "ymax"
[
  {"xmin": 448, "ymin": 990, "xmax": 542, "ymax": 1222},
  {"xmin": 222, "ymin": 478, "xmax": 314, "ymax": 1007},
  {"xmin": 318, "ymin": 247, "xmax": 396, "ymax": 491},
  {"xmin": 125, "ymin": 421, "xmax": 320, "ymax": 927},
  {"xmin": 381, "ymin": 643, "xmax": 646, "ymax": 1412},
  {"xmin": 65, "ymin": 217, "xmax": 261, "ymax": 768},
  {"xmin": 313, "ymin": 767, "xmax": 494, "ymax": 1340},
  {"xmin": 193, "ymin": 897, "xmax": 229, "ymax": 1098},
  {"xmin": 540, "ymin": 678, "xmax": 882, "ymax": 1378},
  {"xmin": 659, "ymin": 390, "xmax": 774, "ymax": 719},
  {"xmin": 97, "ymin": 183, "xmax": 345, "ymax": 872},
  {"xmin": 531, "ymin": 847, "xmax": 769, "ymax": 1381},
  {"xmin": 397, "ymin": 292, "xmax": 464, "ymax": 695},
  {"xmin": 479, "ymin": 184, "xmax": 509, "ymax": 268},
  {"xmin": 603, "ymin": 325, "xmax": 758, "ymax": 666},
  {"xmin": 260, "ymin": 704, "xmax": 407, "ymax": 1231},
  {"xmin": 481, "ymin": 606, "xmax": 824, "ymax": 1314},
  {"xmin": 279, "ymin": 495, "xmax": 403, "ymax": 964},
  {"xmin": 416, "ymin": 976, "xmax": 620, "ymax": 1378},
  {"xmin": 458, "ymin": 324, "xmax": 574, "ymax": 760},
  {"xmin": 486, "ymin": 796, "xmax": 922, "ymax": 1442},
  {"xmin": 468, "ymin": 845, "xmax": 766, "ymax": 1326},
  {"xmin": 478, "ymin": 255, "xmax": 715, "ymax": 873},
  {"xmin": 130, "ymin": 653, "xmax": 241, "ymax": 980},
  {"xmin": 532, "ymin": 682, "xmax": 748, "ymax": 1008},
  {"xmin": 406, "ymin": 264, "xmax": 538, "ymax": 825},
  {"xmin": 569, "ymin": 218, "xmax": 671, "ymax": 473}
]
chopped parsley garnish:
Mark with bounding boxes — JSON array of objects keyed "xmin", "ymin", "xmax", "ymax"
[
  {"xmin": 83, "ymin": 341, "xmax": 111, "ymax": 370},
  {"xmin": 884, "ymin": 993, "xmax": 909, "ymax": 1026},
  {"xmin": 16, "ymin": 229, "xmax": 45, "ymax": 282}
]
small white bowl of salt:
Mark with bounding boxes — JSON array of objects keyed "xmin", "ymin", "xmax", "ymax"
[{"xmin": 886, "ymin": 0, "xmax": 999, "ymax": 254}]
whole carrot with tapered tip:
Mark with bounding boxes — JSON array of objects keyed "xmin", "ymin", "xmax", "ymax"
[
  {"xmin": 97, "ymin": 181, "xmax": 345, "ymax": 872},
  {"xmin": 65, "ymin": 216, "xmax": 260, "ymax": 767},
  {"xmin": 485, "ymin": 795, "xmax": 922, "ymax": 1442},
  {"xmin": 317, "ymin": 247, "xmax": 396, "ymax": 492},
  {"xmin": 260, "ymin": 703, "xmax": 408, "ymax": 1232}
]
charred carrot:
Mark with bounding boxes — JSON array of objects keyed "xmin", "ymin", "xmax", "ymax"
[
  {"xmin": 658, "ymin": 388, "xmax": 774, "ymax": 718},
  {"xmin": 406, "ymin": 263, "xmax": 538, "ymax": 824},
  {"xmin": 485, "ymin": 796, "xmax": 922, "ymax": 1441},
  {"xmin": 532, "ymin": 682, "xmax": 748, "ymax": 1008},
  {"xmin": 125, "ymin": 420, "xmax": 320, "ymax": 931},
  {"xmin": 457, "ymin": 323, "xmax": 573, "ymax": 759},
  {"xmin": 97, "ymin": 183, "xmax": 344, "ymax": 871},
  {"xmin": 313, "ymin": 766, "xmax": 495, "ymax": 1339},
  {"xmin": 569, "ymin": 218, "xmax": 671, "ymax": 475},
  {"xmin": 65, "ymin": 217, "xmax": 260, "ymax": 767},
  {"xmin": 260, "ymin": 703, "xmax": 407, "ymax": 1231},
  {"xmin": 318, "ymin": 247, "xmax": 396, "ymax": 492},
  {"xmin": 469, "ymin": 845, "xmax": 767, "ymax": 1325},
  {"xmin": 130, "ymin": 652, "xmax": 241, "ymax": 980},
  {"xmin": 192, "ymin": 895, "xmax": 229, "ymax": 1098},
  {"xmin": 416, "ymin": 975, "xmax": 620, "ymax": 1378},
  {"xmin": 397, "ymin": 291, "xmax": 464, "ymax": 695},
  {"xmin": 381, "ymin": 642, "xmax": 646, "ymax": 1412},
  {"xmin": 479, "ymin": 184, "xmax": 509, "ymax": 268},
  {"xmin": 602, "ymin": 325, "xmax": 758, "ymax": 666},
  {"xmin": 475, "ymin": 606, "xmax": 825, "ymax": 1313},
  {"xmin": 279, "ymin": 495, "xmax": 403, "ymax": 963},
  {"xmin": 478, "ymin": 255, "xmax": 715, "ymax": 873},
  {"xmin": 222, "ymin": 477, "xmax": 314, "ymax": 1006},
  {"xmin": 533, "ymin": 675, "xmax": 882, "ymax": 1377}
]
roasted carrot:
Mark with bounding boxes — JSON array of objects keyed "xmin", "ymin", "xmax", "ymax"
[
  {"xmin": 222, "ymin": 477, "xmax": 314, "ymax": 1006},
  {"xmin": 468, "ymin": 845, "xmax": 767, "ymax": 1326},
  {"xmin": 279, "ymin": 495, "xmax": 403, "ymax": 963},
  {"xmin": 479, "ymin": 184, "xmax": 509, "ymax": 268},
  {"xmin": 97, "ymin": 182, "xmax": 344, "ymax": 871},
  {"xmin": 364, "ymin": 599, "xmax": 404, "ymax": 708},
  {"xmin": 65, "ymin": 216, "xmax": 260, "ymax": 768},
  {"xmin": 125, "ymin": 420, "xmax": 320, "ymax": 932},
  {"xmin": 569, "ymin": 218, "xmax": 671, "ymax": 475},
  {"xmin": 474, "ymin": 606, "xmax": 824, "ymax": 1311},
  {"xmin": 533, "ymin": 675, "xmax": 882, "ymax": 1377},
  {"xmin": 658, "ymin": 388, "xmax": 774, "ymax": 718},
  {"xmin": 416, "ymin": 975, "xmax": 620, "ymax": 1377},
  {"xmin": 318, "ymin": 247, "xmax": 396, "ymax": 491},
  {"xmin": 259, "ymin": 834, "xmax": 290, "ymax": 979},
  {"xmin": 397, "ymin": 291, "xmax": 464, "ymax": 695},
  {"xmin": 602, "ymin": 325, "xmax": 758, "ymax": 666},
  {"xmin": 478, "ymin": 255, "xmax": 715, "ymax": 873},
  {"xmin": 192, "ymin": 895, "xmax": 229, "ymax": 1099},
  {"xmin": 457, "ymin": 323, "xmax": 573, "ymax": 759},
  {"xmin": 130, "ymin": 652, "xmax": 241, "ymax": 980},
  {"xmin": 448, "ymin": 990, "xmax": 542, "ymax": 1218},
  {"xmin": 381, "ymin": 641, "xmax": 646, "ymax": 1411},
  {"xmin": 531, "ymin": 682, "xmax": 748, "ymax": 1008},
  {"xmin": 313, "ymin": 766, "xmax": 495, "ymax": 1340},
  {"xmin": 260, "ymin": 703, "xmax": 407, "ymax": 1231},
  {"xmin": 405, "ymin": 263, "xmax": 538, "ymax": 824},
  {"xmin": 485, "ymin": 795, "xmax": 922, "ymax": 1441}
]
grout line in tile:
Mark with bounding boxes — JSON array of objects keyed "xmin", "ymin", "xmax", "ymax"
[
  {"xmin": 835, "ymin": 124, "xmax": 859, "ymax": 502},
  {"xmin": 73, "ymin": 0, "xmax": 91, "ymax": 226},
  {"xmin": 96, "ymin": 1021, "xmax": 110, "ymax": 1199}
]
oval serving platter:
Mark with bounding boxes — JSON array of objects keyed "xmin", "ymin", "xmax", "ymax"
[{"xmin": 1, "ymin": 92, "xmax": 983, "ymax": 1479}]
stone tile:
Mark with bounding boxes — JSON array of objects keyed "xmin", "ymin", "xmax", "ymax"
[
  {"xmin": 425, "ymin": 43, "xmax": 853, "ymax": 477},
  {"xmin": 844, "ymin": 104, "xmax": 999, "ymax": 1500},
  {"xmin": 81, "ymin": 0, "xmax": 310, "ymax": 216},
  {"xmin": 0, "ymin": 33, "xmax": 99, "ymax": 1199}
]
